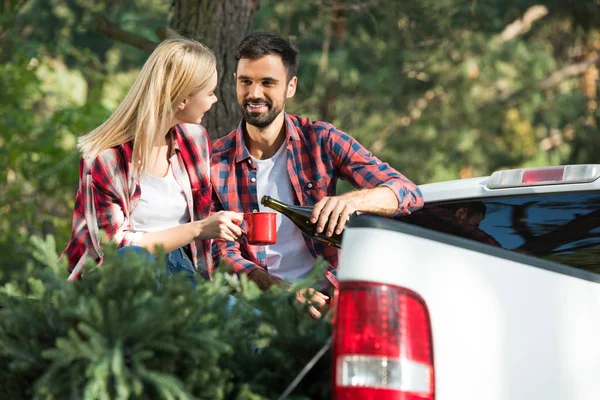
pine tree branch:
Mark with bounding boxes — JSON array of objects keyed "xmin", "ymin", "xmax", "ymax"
[{"xmin": 94, "ymin": 14, "xmax": 158, "ymax": 55}]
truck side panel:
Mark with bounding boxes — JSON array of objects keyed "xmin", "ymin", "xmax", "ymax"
[{"xmin": 338, "ymin": 224, "xmax": 600, "ymax": 400}]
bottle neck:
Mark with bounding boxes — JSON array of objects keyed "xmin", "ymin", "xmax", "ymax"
[
  {"xmin": 262, "ymin": 196, "xmax": 287, "ymax": 214},
  {"xmin": 262, "ymin": 196, "xmax": 313, "ymax": 217}
]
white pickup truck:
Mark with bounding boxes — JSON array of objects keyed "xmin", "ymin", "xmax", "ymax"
[{"xmin": 332, "ymin": 164, "xmax": 600, "ymax": 400}]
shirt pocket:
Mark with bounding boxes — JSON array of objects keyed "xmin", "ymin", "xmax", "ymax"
[{"xmin": 301, "ymin": 178, "xmax": 329, "ymax": 205}]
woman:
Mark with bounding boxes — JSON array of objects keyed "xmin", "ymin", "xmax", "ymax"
[{"xmin": 62, "ymin": 38, "xmax": 243, "ymax": 282}]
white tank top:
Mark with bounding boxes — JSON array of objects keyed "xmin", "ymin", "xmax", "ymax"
[
  {"xmin": 131, "ymin": 165, "xmax": 190, "ymax": 233},
  {"xmin": 253, "ymin": 144, "xmax": 315, "ymax": 281}
]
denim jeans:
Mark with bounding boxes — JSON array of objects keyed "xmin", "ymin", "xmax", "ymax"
[
  {"xmin": 166, "ymin": 247, "xmax": 198, "ymax": 288},
  {"xmin": 117, "ymin": 245, "xmax": 197, "ymax": 288}
]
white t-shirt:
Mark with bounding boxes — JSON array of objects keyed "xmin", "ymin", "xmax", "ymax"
[
  {"xmin": 131, "ymin": 165, "xmax": 190, "ymax": 233},
  {"xmin": 252, "ymin": 144, "xmax": 315, "ymax": 281}
]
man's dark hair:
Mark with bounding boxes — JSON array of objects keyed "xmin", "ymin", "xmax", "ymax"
[
  {"xmin": 441, "ymin": 201, "xmax": 487, "ymax": 218},
  {"xmin": 235, "ymin": 31, "xmax": 299, "ymax": 81}
]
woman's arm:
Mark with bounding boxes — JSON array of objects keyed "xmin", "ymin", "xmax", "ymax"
[
  {"xmin": 136, "ymin": 211, "xmax": 243, "ymax": 255},
  {"xmin": 90, "ymin": 150, "xmax": 243, "ymax": 256}
]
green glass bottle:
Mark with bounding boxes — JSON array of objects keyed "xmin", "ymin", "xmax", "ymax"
[{"xmin": 260, "ymin": 195, "xmax": 345, "ymax": 248}]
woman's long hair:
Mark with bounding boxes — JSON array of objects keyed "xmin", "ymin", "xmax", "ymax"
[{"xmin": 77, "ymin": 38, "xmax": 216, "ymax": 176}]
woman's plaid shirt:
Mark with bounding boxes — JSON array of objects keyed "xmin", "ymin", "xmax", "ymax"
[
  {"xmin": 62, "ymin": 124, "xmax": 213, "ymax": 280},
  {"xmin": 210, "ymin": 113, "xmax": 424, "ymax": 276}
]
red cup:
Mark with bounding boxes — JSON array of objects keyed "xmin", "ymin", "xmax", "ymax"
[{"xmin": 244, "ymin": 212, "xmax": 277, "ymax": 245}]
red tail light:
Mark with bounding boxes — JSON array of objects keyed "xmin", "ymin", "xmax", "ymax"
[
  {"xmin": 333, "ymin": 282, "xmax": 434, "ymax": 400},
  {"xmin": 487, "ymin": 164, "xmax": 600, "ymax": 188}
]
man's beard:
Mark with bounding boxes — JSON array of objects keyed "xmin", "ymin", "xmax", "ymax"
[{"xmin": 240, "ymin": 98, "xmax": 284, "ymax": 128}]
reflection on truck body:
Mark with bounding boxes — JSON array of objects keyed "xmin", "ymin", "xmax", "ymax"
[{"xmin": 397, "ymin": 192, "xmax": 600, "ymax": 273}]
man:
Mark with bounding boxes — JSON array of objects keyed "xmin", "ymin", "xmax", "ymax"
[
  {"xmin": 442, "ymin": 201, "xmax": 487, "ymax": 227},
  {"xmin": 409, "ymin": 200, "xmax": 502, "ymax": 248},
  {"xmin": 211, "ymin": 31, "xmax": 423, "ymax": 317}
]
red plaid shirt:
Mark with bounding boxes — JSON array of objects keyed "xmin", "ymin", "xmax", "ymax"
[
  {"xmin": 210, "ymin": 113, "xmax": 424, "ymax": 276},
  {"xmin": 62, "ymin": 124, "xmax": 213, "ymax": 280}
]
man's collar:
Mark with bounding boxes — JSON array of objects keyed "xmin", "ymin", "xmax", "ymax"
[
  {"xmin": 284, "ymin": 113, "xmax": 299, "ymax": 141},
  {"xmin": 233, "ymin": 120, "xmax": 252, "ymax": 163}
]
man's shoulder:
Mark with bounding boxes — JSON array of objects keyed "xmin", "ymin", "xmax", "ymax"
[
  {"xmin": 211, "ymin": 129, "xmax": 237, "ymax": 162},
  {"xmin": 287, "ymin": 113, "xmax": 338, "ymax": 137},
  {"xmin": 211, "ymin": 129, "xmax": 236, "ymax": 149}
]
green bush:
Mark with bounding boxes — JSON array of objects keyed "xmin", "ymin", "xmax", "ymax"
[{"xmin": 0, "ymin": 237, "xmax": 332, "ymax": 399}]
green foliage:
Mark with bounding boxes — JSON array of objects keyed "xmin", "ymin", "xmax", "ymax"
[
  {"xmin": 256, "ymin": 0, "xmax": 600, "ymax": 184},
  {"xmin": 0, "ymin": 238, "xmax": 332, "ymax": 399},
  {"xmin": 0, "ymin": 48, "xmax": 109, "ymax": 284}
]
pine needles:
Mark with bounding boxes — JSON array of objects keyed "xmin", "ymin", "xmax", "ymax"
[{"xmin": 0, "ymin": 237, "xmax": 332, "ymax": 399}]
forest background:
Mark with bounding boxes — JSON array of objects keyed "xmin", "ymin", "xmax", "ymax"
[{"xmin": 1, "ymin": 0, "xmax": 600, "ymax": 277}]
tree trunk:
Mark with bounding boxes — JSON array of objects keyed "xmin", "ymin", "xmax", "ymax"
[
  {"xmin": 315, "ymin": 0, "xmax": 344, "ymax": 122},
  {"xmin": 170, "ymin": 0, "xmax": 261, "ymax": 139}
]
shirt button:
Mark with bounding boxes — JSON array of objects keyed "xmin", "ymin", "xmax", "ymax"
[
  {"xmin": 253, "ymin": 209, "xmax": 258, "ymax": 212},
  {"xmin": 307, "ymin": 182, "xmax": 313, "ymax": 188},
  {"xmin": 251, "ymin": 177, "xmax": 256, "ymax": 182}
]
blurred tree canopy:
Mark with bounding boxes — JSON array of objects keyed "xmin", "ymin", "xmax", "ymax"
[{"xmin": 1, "ymin": 0, "xmax": 599, "ymax": 276}]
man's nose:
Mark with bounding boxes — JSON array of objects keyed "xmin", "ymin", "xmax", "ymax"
[{"xmin": 248, "ymin": 83, "xmax": 264, "ymax": 99}]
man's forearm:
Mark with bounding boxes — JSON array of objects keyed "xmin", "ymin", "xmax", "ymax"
[
  {"xmin": 247, "ymin": 268, "xmax": 284, "ymax": 291},
  {"xmin": 341, "ymin": 186, "xmax": 400, "ymax": 216}
]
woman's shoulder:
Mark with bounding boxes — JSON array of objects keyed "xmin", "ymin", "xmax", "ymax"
[
  {"xmin": 83, "ymin": 142, "xmax": 132, "ymax": 175},
  {"xmin": 173, "ymin": 123, "xmax": 209, "ymax": 143}
]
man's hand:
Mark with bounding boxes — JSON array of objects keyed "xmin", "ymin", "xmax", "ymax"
[
  {"xmin": 247, "ymin": 270, "xmax": 330, "ymax": 318},
  {"xmin": 311, "ymin": 196, "xmax": 357, "ymax": 237},
  {"xmin": 296, "ymin": 288, "xmax": 330, "ymax": 319},
  {"xmin": 310, "ymin": 187, "xmax": 402, "ymax": 236}
]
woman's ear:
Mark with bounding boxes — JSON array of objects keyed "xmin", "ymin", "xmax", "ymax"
[{"xmin": 177, "ymin": 98, "xmax": 188, "ymax": 111}]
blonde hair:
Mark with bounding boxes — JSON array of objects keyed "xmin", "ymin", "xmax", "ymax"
[{"xmin": 77, "ymin": 38, "xmax": 216, "ymax": 176}]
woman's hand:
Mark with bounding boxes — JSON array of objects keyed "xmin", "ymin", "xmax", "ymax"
[{"xmin": 197, "ymin": 211, "xmax": 244, "ymax": 241}]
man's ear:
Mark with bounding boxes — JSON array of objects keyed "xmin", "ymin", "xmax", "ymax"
[
  {"xmin": 286, "ymin": 76, "xmax": 297, "ymax": 99},
  {"xmin": 233, "ymin": 72, "xmax": 237, "ymax": 81},
  {"xmin": 454, "ymin": 207, "xmax": 468, "ymax": 221}
]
